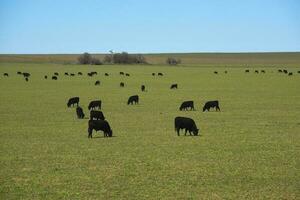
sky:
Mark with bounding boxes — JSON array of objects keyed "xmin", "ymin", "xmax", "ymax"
[{"xmin": 0, "ymin": 0, "xmax": 299, "ymax": 54}]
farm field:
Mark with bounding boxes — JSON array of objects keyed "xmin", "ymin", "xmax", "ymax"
[{"xmin": 0, "ymin": 62, "xmax": 299, "ymax": 199}]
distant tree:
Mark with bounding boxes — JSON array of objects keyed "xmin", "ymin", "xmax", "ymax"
[
  {"xmin": 91, "ymin": 57, "xmax": 102, "ymax": 65},
  {"xmin": 78, "ymin": 52, "xmax": 92, "ymax": 64},
  {"xmin": 103, "ymin": 55, "xmax": 112, "ymax": 64},
  {"xmin": 111, "ymin": 52, "xmax": 147, "ymax": 64},
  {"xmin": 166, "ymin": 57, "xmax": 181, "ymax": 65}
]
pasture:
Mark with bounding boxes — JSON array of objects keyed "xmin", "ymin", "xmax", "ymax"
[{"xmin": 0, "ymin": 62, "xmax": 299, "ymax": 199}]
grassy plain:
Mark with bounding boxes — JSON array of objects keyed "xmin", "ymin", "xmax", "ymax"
[{"xmin": 0, "ymin": 62, "xmax": 299, "ymax": 199}]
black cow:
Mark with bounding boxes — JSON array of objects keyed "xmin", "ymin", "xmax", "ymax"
[
  {"xmin": 120, "ymin": 82, "xmax": 125, "ymax": 87},
  {"xmin": 225, "ymin": 71, "xmax": 228, "ymax": 74},
  {"xmin": 120, "ymin": 72, "xmax": 124, "ymax": 75},
  {"xmin": 88, "ymin": 120, "xmax": 113, "ymax": 138},
  {"xmin": 105, "ymin": 73, "xmax": 109, "ymax": 76},
  {"xmin": 255, "ymin": 70, "xmax": 259, "ymax": 73},
  {"xmin": 25, "ymin": 77, "xmax": 28, "ymax": 82},
  {"xmin": 76, "ymin": 106, "xmax": 85, "ymax": 119},
  {"xmin": 88, "ymin": 100, "xmax": 101, "ymax": 110},
  {"xmin": 17, "ymin": 71, "xmax": 22, "ymax": 75},
  {"xmin": 158, "ymin": 73, "xmax": 163, "ymax": 76},
  {"xmin": 152, "ymin": 73, "xmax": 155, "ymax": 76},
  {"xmin": 52, "ymin": 76, "xmax": 58, "ymax": 80},
  {"xmin": 283, "ymin": 70, "xmax": 288, "ymax": 74},
  {"xmin": 90, "ymin": 110, "xmax": 105, "ymax": 120},
  {"xmin": 95, "ymin": 80, "xmax": 100, "ymax": 86},
  {"xmin": 3, "ymin": 73, "xmax": 9, "ymax": 77},
  {"xmin": 70, "ymin": 73, "xmax": 75, "ymax": 76},
  {"xmin": 278, "ymin": 69, "xmax": 282, "ymax": 73},
  {"xmin": 170, "ymin": 84, "xmax": 178, "ymax": 89},
  {"xmin": 214, "ymin": 71, "xmax": 218, "ymax": 74},
  {"xmin": 245, "ymin": 69, "xmax": 250, "ymax": 73},
  {"xmin": 54, "ymin": 72, "xmax": 59, "ymax": 76},
  {"xmin": 78, "ymin": 72, "xmax": 83, "ymax": 75},
  {"xmin": 126, "ymin": 73, "xmax": 130, "ymax": 76},
  {"xmin": 288, "ymin": 72, "xmax": 293, "ymax": 76},
  {"xmin": 87, "ymin": 72, "xmax": 93, "ymax": 77},
  {"xmin": 67, "ymin": 97, "xmax": 80, "ymax": 107},
  {"xmin": 23, "ymin": 72, "xmax": 30, "ymax": 78},
  {"xmin": 175, "ymin": 117, "xmax": 199, "ymax": 136},
  {"xmin": 44, "ymin": 75, "xmax": 48, "ymax": 79},
  {"xmin": 179, "ymin": 101, "xmax": 195, "ymax": 111},
  {"xmin": 141, "ymin": 85, "xmax": 146, "ymax": 92},
  {"xmin": 64, "ymin": 72, "xmax": 69, "ymax": 76},
  {"xmin": 127, "ymin": 95, "xmax": 139, "ymax": 105},
  {"xmin": 298, "ymin": 71, "xmax": 300, "ymax": 74},
  {"xmin": 261, "ymin": 70, "xmax": 266, "ymax": 73},
  {"xmin": 203, "ymin": 100, "xmax": 220, "ymax": 112}
]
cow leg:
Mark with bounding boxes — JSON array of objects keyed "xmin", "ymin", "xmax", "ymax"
[
  {"xmin": 176, "ymin": 128, "xmax": 180, "ymax": 136},
  {"xmin": 216, "ymin": 106, "xmax": 220, "ymax": 111}
]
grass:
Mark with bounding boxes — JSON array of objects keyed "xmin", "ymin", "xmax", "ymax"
[{"xmin": 0, "ymin": 62, "xmax": 299, "ymax": 199}]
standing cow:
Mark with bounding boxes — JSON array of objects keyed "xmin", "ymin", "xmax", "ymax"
[
  {"xmin": 67, "ymin": 97, "xmax": 80, "ymax": 107},
  {"xmin": 120, "ymin": 82, "xmax": 125, "ymax": 87},
  {"xmin": 88, "ymin": 100, "xmax": 102, "ymax": 110},
  {"xmin": 203, "ymin": 100, "xmax": 220, "ymax": 112},
  {"xmin": 90, "ymin": 110, "xmax": 105, "ymax": 120},
  {"xmin": 175, "ymin": 117, "xmax": 199, "ymax": 136},
  {"xmin": 127, "ymin": 95, "xmax": 139, "ymax": 105},
  {"xmin": 170, "ymin": 84, "xmax": 178, "ymax": 89},
  {"xmin": 88, "ymin": 120, "xmax": 113, "ymax": 138},
  {"xmin": 76, "ymin": 106, "xmax": 85, "ymax": 119},
  {"xmin": 95, "ymin": 80, "xmax": 100, "ymax": 86},
  {"xmin": 141, "ymin": 85, "xmax": 146, "ymax": 92},
  {"xmin": 179, "ymin": 101, "xmax": 195, "ymax": 111}
]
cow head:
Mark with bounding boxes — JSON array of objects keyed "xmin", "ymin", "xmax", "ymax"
[{"xmin": 193, "ymin": 129, "xmax": 199, "ymax": 136}]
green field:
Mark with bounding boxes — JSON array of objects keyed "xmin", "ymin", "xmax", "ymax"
[{"xmin": 0, "ymin": 62, "xmax": 299, "ymax": 199}]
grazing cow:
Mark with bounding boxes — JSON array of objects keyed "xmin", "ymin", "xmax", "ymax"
[
  {"xmin": 126, "ymin": 73, "xmax": 130, "ymax": 76},
  {"xmin": 67, "ymin": 97, "xmax": 80, "ymax": 107},
  {"xmin": 214, "ymin": 71, "xmax": 218, "ymax": 74},
  {"xmin": 278, "ymin": 69, "xmax": 282, "ymax": 73},
  {"xmin": 44, "ymin": 75, "xmax": 48, "ymax": 79},
  {"xmin": 225, "ymin": 71, "xmax": 228, "ymax": 74},
  {"xmin": 52, "ymin": 76, "xmax": 58, "ymax": 80},
  {"xmin": 91, "ymin": 71, "xmax": 97, "ymax": 75},
  {"xmin": 141, "ymin": 85, "xmax": 146, "ymax": 92},
  {"xmin": 95, "ymin": 80, "xmax": 100, "ymax": 86},
  {"xmin": 203, "ymin": 100, "xmax": 220, "ymax": 112},
  {"xmin": 283, "ymin": 70, "xmax": 288, "ymax": 74},
  {"xmin": 120, "ymin": 72, "xmax": 124, "ymax": 75},
  {"xmin": 25, "ymin": 77, "xmax": 28, "ymax": 82},
  {"xmin": 88, "ymin": 100, "xmax": 102, "ymax": 110},
  {"xmin": 298, "ymin": 71, "xmax": 300, "ymax": 74},
  {"xmin": 261, "ymin": 70, "xmax": 266, "ymax": 73},
  {"xmin": 245, "ymin": 69, "xmax": 250, "ymax": 73},
  {"xmin": 78, "ymin": 72, "xmax": 83, "ymax": 75},
  {"xmin": 70, "ymin": 73, "xmax": 75, "ymax": 76},
  {"xmin": 90, "ymin": 110, "xmax": 105, "ymax": 120},
  {"xmin": 17, "ymin": 71, "xmax": 22, "ymax": 75},
  {"xmin": 152, "ymin": 73, "xmax": 155, "ymax": 76},
  {"xmin": 255, "ymin": 70, "xmax": 259, "ymax": 73},
  {"xmin": 87, "ymin": 72, "xmax": 93, "ymax": 77},
  {"xmin": 23, "ymin": 72, "xmax": 30, "ymax": 78},
  {"xmin": 105, "ymin": 73, "xmax": 109, "ymax": 76},
  {"xmin": 179, "ymin": 101, "xmax": 195, "ymax": 111},
  {"xmin": 127, "ymin": 95, "xmax": 139, "ymax": 105},
  {"xmin": 170, "ymin": 84, "xmax": 178, "ymax": 89},
  {"xmin": 175, "ymin": 117, "xmax": 199, "ymax": 136},
  {"xmin": 288, "ymin": 72, "xmax": 293, "ymax": 76},
  {"xmin": 3, "ymin": 73, "xmax": 9, "ymax": 77},
  {"xmin": 88, "ymin": 119, "xmax": 113, "ymax": 138},
  {"xmin": 158, "ymin": 73, "xmax": 163, "ymax": 76},
  {"xmin": 120, "ymin": 82, "xmax": 125, "ymax": 87},
  {"xmin": 54, "ymin": 72, "xmax": 59, "ymax": 76},
  {"xmin": 64, "ymin": 72, "xmax": 69, "ymax": 76},
  {"xmin": 76, "ymin": 106, "xmax": 85, "ymax": 119}
]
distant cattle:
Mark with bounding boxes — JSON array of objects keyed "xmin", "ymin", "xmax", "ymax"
[
  {"xmin": 87, "ymin": 72, "xmax": 93, "ymax": 77},
  {"xmin": 245, "ymin": 69, "xmax": 250, "ymax": 73},
  {"xmin": 88, "ymin": 120, "xmax": 113, "ymax": 138},
  {"xmin": 126, "ymin": 73, "xmax": 130, "ymax": 76},
  {"xmin": 120, "ymin": 82, "xmax": 125, "ymax": 87},
  {"xmin": 3, "ymin": 73, "xmax": 9, "ymax": 77},
  {"xmin": 288, "ymin": 72, "xmax": 293, "ymax": 76},
  {"xmin": 152, "ymin": 73, "xmax": 155, "ymax": 76},
  {"xmin": 175, "ymin": 117, "xmax": 199, "ymax": 136},
  {"xmin": 179, "ymin": 101, "xmax": 195, "ymax": 111},
  {"xmin": 261, "ymin": 70, "xmax": 265, "ymax": 73},
  {"xmin": 44, "ymin": 75, "xmax": 48, "ymax": 79},
  {"xmin": 90, "ymin": 110, "xmax": 105, "ymax": 120},
  {"xmin": 95, "ymin": 80, "xmax": 100, "ymax": 86},
  {"xmin": 158, "ymin": 73, "xmax": 163, "ymax": 76},
  {"xmin": 88, "ymin": 100, "xmax": 101, "ymax": 110},
  {"xmin": 67, "ymin": 97, "xmax": 80, "ymax": 107},
  {"xmin": 214, "ymin": 71, "xmax": 218, "ymax": 74},
  {"xmin": 76, "ymin": 106, "xmax": 85, "ymax": 119},
  {"xmin": 170, "ymin": 84, "xmax": 178, "ymax": 89},
  {"xmin": 298, "ymin": 71, "xmax": 300, "ymax": 74},
  {"xmin": 203, "ymin": 100, "xmax": 220, "ymax": 112},
  {"xmin": 127, "ymin": 95, "xmax": 139, "ymax": 105},
  {"xmin": 17, "ymin": 71, "xmax": 22, "ymax": 75},
  {"xmin": 25, "ymin": 77, "xmax": 28, "ymax": 82},
  {"xmin": 224, "ymin": 71, "xmax": 228, "ymax": 74},
  {"xmin": 141, "ymin": 85, "xmax": 146, "ymax": 92},
  {"xmin": 54, "ymin": 72, "xmax": 59, "ymax": 76},
  {"xmin": 64, "ymin": 72, "xmax": 69, "ymax": 76},
  {"xmin": 105, "ymin": 73, "xmax": 109, "ymax": 76},
  {"xmin": 283, "ymin": 70, "xmax": 288, "ymax": 74},
  {"xmin": 70, "ymin": 73, "xmax": 75, "ymax": 76},
  {"xmin": 52, "ymin": 76, "xmax": 58, "ymax": 80},
  {"xmin": 278, "ymin": 69, "xmax": 282, "ymax": 73},
  {"xmin": 255, "ymin": 70, "xmax": 259, "ymax": 73},
  {"xmin": 78, "ymin": 72, "xmax": 83, "ymax": 75},
  {"xmin": 23, "ymin": 72, "xmax": 30, "ymax": 78},
  {"xmin": 120, "ymin": 72, "xmax": 124, "ymax": 75}
]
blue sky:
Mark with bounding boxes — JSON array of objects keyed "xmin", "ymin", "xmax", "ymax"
[{"xmin": 0, "ymin": 0, "xmax": 299, "ymax": 53}]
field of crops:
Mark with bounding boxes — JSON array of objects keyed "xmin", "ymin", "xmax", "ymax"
[{"xmin": 0, "ymin": 62, "xmax": 299, "ymax": 199}]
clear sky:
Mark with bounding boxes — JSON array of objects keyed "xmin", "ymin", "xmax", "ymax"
[{"xmin": 0, "ymin": 0, "xmax": 299, "ymax": 54}]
